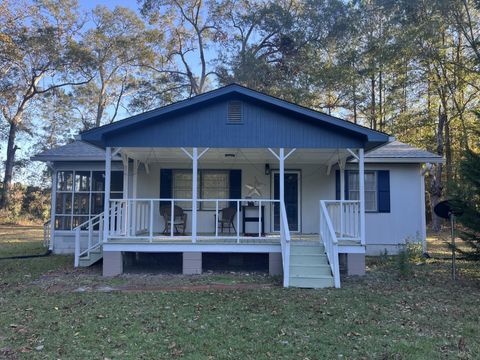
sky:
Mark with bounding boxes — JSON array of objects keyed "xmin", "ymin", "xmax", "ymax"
[{"xmin": 78, "ymin": 0, "xmax": 140, "ymax": 11}]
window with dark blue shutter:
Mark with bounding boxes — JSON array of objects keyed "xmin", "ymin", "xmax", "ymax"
[
  {"xmin": 377, "ymin": 170, "xmax": 390, "ymax": 213},
  {"xmin": 340, "ymin": 170, "xmax": 389, "ymax": 213}
]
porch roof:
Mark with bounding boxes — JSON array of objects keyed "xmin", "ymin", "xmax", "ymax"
[
  {"xmin": 32, "ymin": 140, "xmax": 442, "ymax": 165},
  {"xmin": 79, "ymin": 84, "xmax": 389, "ymax": 151}
]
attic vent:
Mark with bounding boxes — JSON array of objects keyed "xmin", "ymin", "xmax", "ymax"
[{"xmin": 228, "ymin": 101, "xmax": 243, "ymax": 124}]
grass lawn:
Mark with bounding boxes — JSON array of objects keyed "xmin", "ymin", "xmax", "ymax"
[{"xmin": 0, "ymin": 227, "xmax": 479, "ymax": 359}]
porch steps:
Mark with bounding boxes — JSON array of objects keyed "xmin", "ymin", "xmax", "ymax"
[
  {"xmin": 78, "ymin": 248, "xmax": 103, "ymax": 267},
  {"xmin": 289, "ymin": 243, "xmax": 334, "ymax": 288}
]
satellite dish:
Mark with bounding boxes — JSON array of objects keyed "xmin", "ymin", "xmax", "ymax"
[{"xmin": 434, "ymin": 200, "xmax": 464, "ymax": 220}]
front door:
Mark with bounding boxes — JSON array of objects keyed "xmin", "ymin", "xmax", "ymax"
[{"xmin": 272, "ymin": 171, "xmax": 300, "ymax": 232}]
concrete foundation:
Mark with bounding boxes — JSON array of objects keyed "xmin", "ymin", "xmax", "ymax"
[
  {"xmin": 103, "ymin": 251, "xmax": 123, "ymax": 277},
  {"xmin": 183, "ymin": 252, "xmax": 202, "ymax": 275},
  {"xmin": 269, "ymin": 252, "xmax": 283, "ymax": 276},
  {"xmin": 347, "ymin": 253, "xmax": 366, "ymax": 276}
]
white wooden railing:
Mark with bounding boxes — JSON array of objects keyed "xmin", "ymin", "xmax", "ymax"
[
  {"xmin": 323, "ymin": 200, "xmax": 361, "ymax": 243},
  {"xmin": 320, "ymin": 200, "xmax": 340, "ymax": 288},
  {"xmin": 74, "ymin": 212, "xmax": 105, "ymax": 267},
  {"xmin": 107, "ymin": 198, "xmax": 282, "ymax": 243}
]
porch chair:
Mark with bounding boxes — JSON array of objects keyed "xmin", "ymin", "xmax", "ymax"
[
  {"xmin": 160, "ymin": 205, "xmax": 187, "ymax": 235},
  {"xmin": 216, "ymin": 207, "xmax": 237, "ymax": 234}
]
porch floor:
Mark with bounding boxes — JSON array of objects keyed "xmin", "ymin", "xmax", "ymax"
[{"xmin": 106, "ymin": 233, "xmax": 362, "ymax": 247}]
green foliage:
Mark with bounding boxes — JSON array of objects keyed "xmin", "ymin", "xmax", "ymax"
[
  {"xmin": 397, "ymin": 238, "xmax": 424, "ymax": 278},
  {"xmin": 453, "ymin": 120, "xmax": 480, "ymax": 259},
  {"xmin": 0, "ymin": 183, "xmax": 50, "ymax": 224}
]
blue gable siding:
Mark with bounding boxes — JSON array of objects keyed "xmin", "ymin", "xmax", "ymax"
[{"xmin": 101, "ymin": 97, "xmax": 365, "ymax": 149}]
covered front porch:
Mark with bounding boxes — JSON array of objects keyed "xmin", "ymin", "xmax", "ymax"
[
  {"xmin": 107, "ymin": 146, "xmax": 364, "ymax": 243},
  {"xmin": 74, "ymin": 146, "xmax": 366, "ymax": 287}
]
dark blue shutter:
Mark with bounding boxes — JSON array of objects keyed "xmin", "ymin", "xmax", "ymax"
[
  {"xmin": 377, "ymin": 170, "xmax": 390, "ymax": 213},
  {"xmin": 229, "ymin": 170, "xmax": 241, "ymax": 208},
  {"xmin": 335, "ymin": 170, "xmax": 349, "ymax": 200},
  {"xmin": 160, "ymin": 169, "xmax": 172, "ymax": 207}
]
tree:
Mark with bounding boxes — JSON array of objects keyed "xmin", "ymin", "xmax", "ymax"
[
  {"xmin": 72, "ymin": 6, "xmax": 159, "ymax": 129},
  {"xmin": 140, "ymin": 0, "xmax": 220, "ymax": 96},
  {"xmin": 453, "ymin": 113, "xmax": 480, "ymax": 259},
  {"xmin": 0, "ymin": 0, "xmax": 91, "ymax": 209}
]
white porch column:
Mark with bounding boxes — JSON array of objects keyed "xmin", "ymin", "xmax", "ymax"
[
  {"xmin": 192, "ymin": 147, "xmax": 198, "ymax": 243},
  {"xmin": 122, "ymin": 154, "xmax": 129, "ymax": 236},
  {"xmin": 339, "ymin": 160, "xmax": 345, "ymax": 201},
  {"xmin": 279, "ymin": 148, "xmax": 285, "ymax": 235},
  {"xmin": 103, "ymin": 147, "xmax": 112, "ymax": 242},
  {"xmin": 339, "ymin": 159, "xmax": 345, "ymax": 239},
  {"xmin": 122, "ymin": 155, "xmax": 129, "ymax": 199},
  {"xmin": 358, "ymin": 148, "xmax": 365, "ymax": 245}
]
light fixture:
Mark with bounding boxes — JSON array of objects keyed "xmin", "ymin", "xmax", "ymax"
[{"xmin": 265, "ymin": 163, "xmax": 270, "ymax": 175}]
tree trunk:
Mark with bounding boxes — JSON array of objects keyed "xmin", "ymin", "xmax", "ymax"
[
  {"xmin": 379, "ymin": 70, "xmax": 383, "ymax": 131},
  {"xmin": 430, "ymin": 106, "xmax": 446, "ymax": 232},
  {"xmin": 0, "ymin": 122, "xmax": 19, "ymax": 209},
  {"xmin": 445, "ymin": 120, "xmax": 453, "ymax": 194},
  {"xmin": 370, "ymin": 73, "xmax": 376, "ymax": 130},
  {"xmin": 353, "ymin": 83, "xmax": 358, "ymax": 124}
]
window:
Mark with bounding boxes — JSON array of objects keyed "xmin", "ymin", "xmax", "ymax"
[
  {"xmin": 172, "ymin": 170, "xmax": 198, "ymax": 209},
  {"xmin": 348, "ymin": 171, "xmax": 377, "ymax": 212},
  {"xmin": 201, "ymin": 171, "xmax": 229, "ymax": 209},
  {"xmin": 54, "ymin": 170, "xmax": 123, "ymax": 230},
  {"xmin": 171, "ymin": 170, "xmax": 230, "ymax": 210}
]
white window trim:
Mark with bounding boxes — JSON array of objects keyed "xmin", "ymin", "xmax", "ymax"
[{"xmin": 348, "ymin": 170, "xmax": 378, "ymax": 212}]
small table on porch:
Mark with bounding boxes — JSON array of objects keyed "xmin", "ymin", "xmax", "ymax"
[{"xmin": 242, "ymin": 205, "xmax": 265, "ymax": 236}]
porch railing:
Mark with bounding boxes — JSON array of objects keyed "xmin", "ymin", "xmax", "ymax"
[
  {"xmin": 319, "ymin": 200, "xmax": 340, "ymax": 288},
  {"xmin": 323, "ymin": 200, "xmax": 361, "ymax": 243},
  {"xmin": 107, "ymin": 198, "xmax": 283, "ymax": 243}
]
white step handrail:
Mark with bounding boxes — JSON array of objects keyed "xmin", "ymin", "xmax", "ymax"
[
  {"xmin": 320, "ymin": 200, "xmax": 340, "ymax": 288},
  {"xmin": 74, "ymin": 209, "xmax": 112, "ymax": 267}
]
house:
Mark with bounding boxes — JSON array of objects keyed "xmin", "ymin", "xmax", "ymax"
[{"xmin": 33, "ymin": 84, "xmax": 442, "ymax": 288}]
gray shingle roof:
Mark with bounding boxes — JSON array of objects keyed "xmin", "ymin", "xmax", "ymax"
[
  {"xmin": 31, "ymin": 141, "xmax": 120, "ymax": 161},
  {"xmin": 365, "ymin": 141, "xmax": 443, "ymax": 162}
]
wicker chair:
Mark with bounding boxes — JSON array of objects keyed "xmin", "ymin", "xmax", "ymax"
[
  {"xmin": 160, "ymin": 205, "xmax": 187, "ymax": 235},
  {"xmin": 216, "ymin": 207, "xmax": 237, "ymax": 233}
]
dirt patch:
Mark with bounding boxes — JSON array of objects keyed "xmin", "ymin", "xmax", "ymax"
[
  {"xmin": 73, "ymin": 282, "xmax": 274, "ymax": 293},
  {"xmin": 30, "ymin": 268, "xmax": 280, "ymax": 293}
]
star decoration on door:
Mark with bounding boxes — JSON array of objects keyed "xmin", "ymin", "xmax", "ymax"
[{"xmin": 245, "ymin": 177, "xmax": 265, "ymax": 197}]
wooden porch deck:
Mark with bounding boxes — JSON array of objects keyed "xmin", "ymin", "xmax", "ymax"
[{"xmin": 106, "ymin": 233, "xmax": 362, "ymax": 247}]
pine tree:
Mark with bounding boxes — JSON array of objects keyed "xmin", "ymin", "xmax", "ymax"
[{"xmin": 454, "ymin": 112, "xmax": 480, "ymax": 259}]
